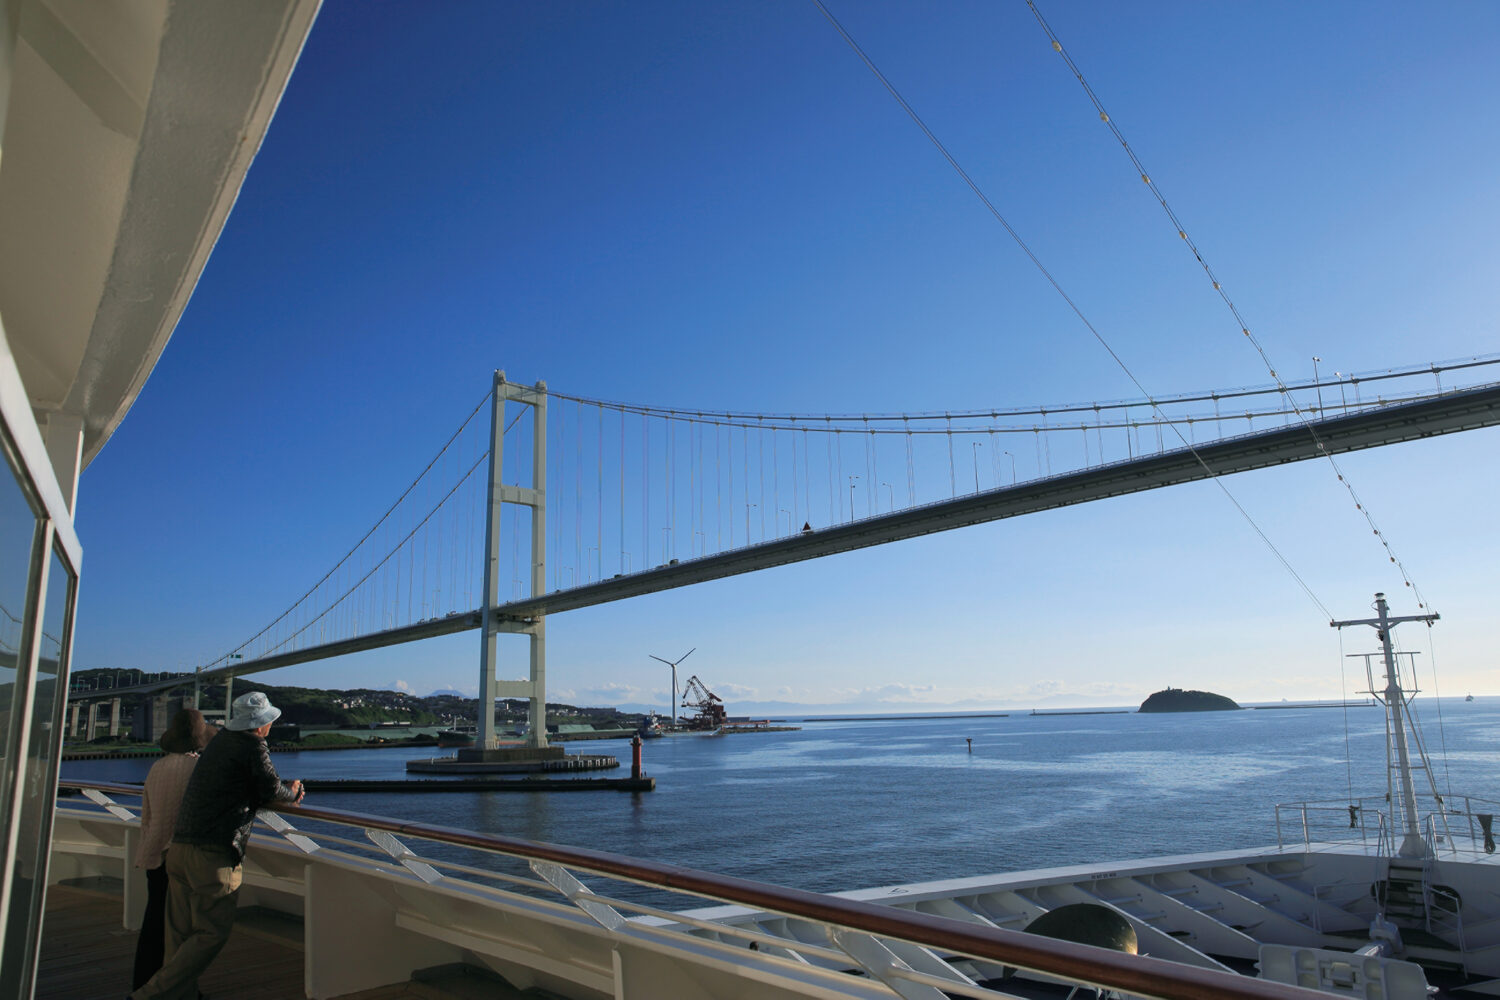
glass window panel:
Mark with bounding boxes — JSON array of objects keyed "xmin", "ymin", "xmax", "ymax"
[
  {"xmin": 0, "ymin": 444, "xmax": 39, "ymax": 865},
  {"xmin": 0, "ymin": 541, "xmax": 73, "ymax": 999}
]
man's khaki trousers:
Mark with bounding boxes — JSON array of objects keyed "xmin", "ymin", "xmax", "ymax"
[{"xmin": 131, "ymin": 843, "xmax": 242, "ymax": 1000}]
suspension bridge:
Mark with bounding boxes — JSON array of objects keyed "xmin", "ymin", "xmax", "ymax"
[{"xmin": 69, "ymin": 357, "xmax": 1500, "ymax": 749}]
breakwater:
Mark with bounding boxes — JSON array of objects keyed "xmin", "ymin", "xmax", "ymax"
[
  {"xmin": 1028, "ymin": 709, "xmax": 1130, "ymax": 717},
  {"xmin": 301, "ymin": 776, "xmax": 653, "ymax": 792},
  {"xmin": 802, "ymin": 713, "xmax": 1009, "ymax": 723}
]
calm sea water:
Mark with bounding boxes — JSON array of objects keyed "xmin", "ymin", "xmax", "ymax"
[{"xmin": 63, "ymin": 698, "xmax": 1500, "ymax": 895}]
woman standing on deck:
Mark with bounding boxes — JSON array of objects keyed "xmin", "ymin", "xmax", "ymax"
[{"xmin": 132, "ymin": 709, "xmax": 213, "ymax": 991}]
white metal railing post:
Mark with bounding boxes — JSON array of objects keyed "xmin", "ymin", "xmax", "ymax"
[
  {"xmin": 255, "ymin": 808, "xmax": 320, "ymax": 854},
  {"xmin": 367, "ymin": 828, "xmax": 441, "ymax": 883},
  {"xmin": 530, "ymin": 861, "xmax": 626, "ymax": 932},
  {"xmin": 828, "ymin": 928, "xmax": 960, "ymax": 1000}
]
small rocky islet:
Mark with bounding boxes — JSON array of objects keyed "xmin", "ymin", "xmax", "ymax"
[{"xmin": 1138, "ymin": 687, "xmax": 1240, "ymax": 713}]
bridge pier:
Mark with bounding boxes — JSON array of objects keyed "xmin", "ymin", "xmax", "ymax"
[
  {"xmin": 131, "ymin": 694, "xmax": 185, "ymax": 743},
  {"xmin": 85, "ymin": 702, "xmax": 99, "ymax": 742},
  {"xmin": 108, "ymin": 697, "xmax": 121, "ymax": 738},
  {"xmin": 68, "ymin": 703, "xmax": 80, "ymax": 738}
]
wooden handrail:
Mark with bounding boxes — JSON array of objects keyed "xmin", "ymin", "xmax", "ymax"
[{"xmin": 58, "ymin": 779, "xmax": 1323, "ymax": 999}]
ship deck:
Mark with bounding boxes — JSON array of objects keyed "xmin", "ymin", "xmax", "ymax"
[{"xmin": 37, "ymin": 881, "xmax": 525, "ymax": 1000}]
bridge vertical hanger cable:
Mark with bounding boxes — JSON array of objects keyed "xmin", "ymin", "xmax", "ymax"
[
  {"xmin": 697, "ymin": 418, "xmax": 705, "ymax": 554},
  {"xmin": 672, "ymin": 416, "xmax": 678, "ymax": 557},
  {"xmin": 804, "ymin": 428, "xmax": 816, "ymax": 527},
  {"xmin": 468, "ymin": 416, "xmax": 476, "ymax": 609},
  {"xmin": 575, "ymin": 399, "xmax": 584, "ymax": 584},
  {"xmin": 620, "ymin": 408, "xmax": 626, "ymax": 574},
  {"xmin": 789, "ymin": 426, "xmax": 798, "ymax": 532},
  {"xmin": 945, "ymin": 416, "xmax": 955, "ymax": 497},
  {"xmin": 772, "ymin": 425, "xmax": 781, "ymax": 535},
  {"xmin": 728, "ymin": 419, "xmax": 735, "ymax": 546},
  {"xmin": 715, "ymin": 421, "xmax": 723, "ymax": 551},
  {"xmin": 811, "ymin": 0, "xmax": 1332, "ymax": 622},
  {"xmin": 1026, "ymin": 0, "xmax": 1427, "ymax": 614},
  {"xmin": 835, "ymin": 430, "xmax": 845, "ymax": 523},
  {"xmin": 597, "ymin": 403, "xmax": 604, "ymax": 580},
  {"xmin": 641, "ymin": 413, "xmax": 649, "ymax": 568},
  {"xmin": 420, "ymin": 490, "xmax": 429, "ymax": 618},
  {"xmin": 825, "ymin": 426, "xmax": 834, "ymax": 525},
  {"xmin": 744, "ymin": 422, "xmax": 756, "ymax": 542},
  {"xmin": 757, "ymin": 417, "xmax": 766, "ymax": 540}
]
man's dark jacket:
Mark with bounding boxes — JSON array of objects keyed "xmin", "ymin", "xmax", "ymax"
[{"xmin": 172, "ymin": 728, "xmax": 297, "ymax": 862}]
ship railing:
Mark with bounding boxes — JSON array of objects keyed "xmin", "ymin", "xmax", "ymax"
[
  {"xmin": 53, "ymin": 779, "xmax": 1331, "ymax": 1000},
  {"xmin": 1273, "ymin": 793, "xmax": 1500, "ymax": 858},
  {"xmin": 1422, "ymin": 794, "xmax": 1500, "ymax": 859},
  {"xmin": 1274, "ymin": 798, "xmax": 1383, "ymax": 852}
]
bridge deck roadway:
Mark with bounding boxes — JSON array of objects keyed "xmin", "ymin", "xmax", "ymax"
[{"xmin": 95, "ymin": 382, "xmax": 1500, "ymax": 697}]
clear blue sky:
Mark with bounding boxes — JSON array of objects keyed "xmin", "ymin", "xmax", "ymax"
[{"xmin": 75, "ymin": 1, "xmax": 1499, "ymax": 712}]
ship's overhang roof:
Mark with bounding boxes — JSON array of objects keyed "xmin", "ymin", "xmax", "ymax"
[{"xmin": 0, "ymin": 0, "xmax": 320, "ymax": 469}]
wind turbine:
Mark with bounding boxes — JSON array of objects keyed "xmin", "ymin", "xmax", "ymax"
[{"xmin": 649, "ymin": 648, "xmax": 695, "ymax": 728}]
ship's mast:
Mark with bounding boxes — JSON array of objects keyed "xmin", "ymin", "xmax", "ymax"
[{"xmin": 1330, "ymin": 592, "xmax": 1439, "ymax": 858}]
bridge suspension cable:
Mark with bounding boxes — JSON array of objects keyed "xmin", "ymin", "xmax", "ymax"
[{"xmin": 203, "ymin": 389, "xmax": 496, "ymax": 671}]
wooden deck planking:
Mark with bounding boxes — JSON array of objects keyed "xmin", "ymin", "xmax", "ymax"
[{"xmin": 36, "ymin": 884, "xmax": 514, "ymax": 999}]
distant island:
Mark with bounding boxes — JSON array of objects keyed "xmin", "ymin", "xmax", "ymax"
[{"xmin": 1138, "ymin": 687, "xmax": 1240, "ymax": 713}]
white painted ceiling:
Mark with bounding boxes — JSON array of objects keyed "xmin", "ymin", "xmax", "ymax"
[{"xmin": 0, "ymin": 0, "xmax": 320, "ymax": 468}]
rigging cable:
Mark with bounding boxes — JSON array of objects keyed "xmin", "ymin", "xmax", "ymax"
[
  {"xmin": 811, "ymin": 0, "xmax": 1331, "ymax": 622},
  {"xmin": 1423, "ymin": 625, "xmax": 1455, "ymax": 801},
  {"xmin": 1338, "ymin": 627, "xmax": 1354, "ymax": 807},
  {"xmin": 1027, "ymin": 0, "xmax": 1428, "ymax": 614}
]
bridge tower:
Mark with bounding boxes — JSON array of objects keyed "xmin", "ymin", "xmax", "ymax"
[{"xmin": 479, "ymin": 372, "xmax": 548, "ymax": 749}]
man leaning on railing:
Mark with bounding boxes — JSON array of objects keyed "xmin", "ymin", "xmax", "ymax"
[{"xmin": 128, "ymin": 692, "xmax": 305, "ymax": 1000}]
